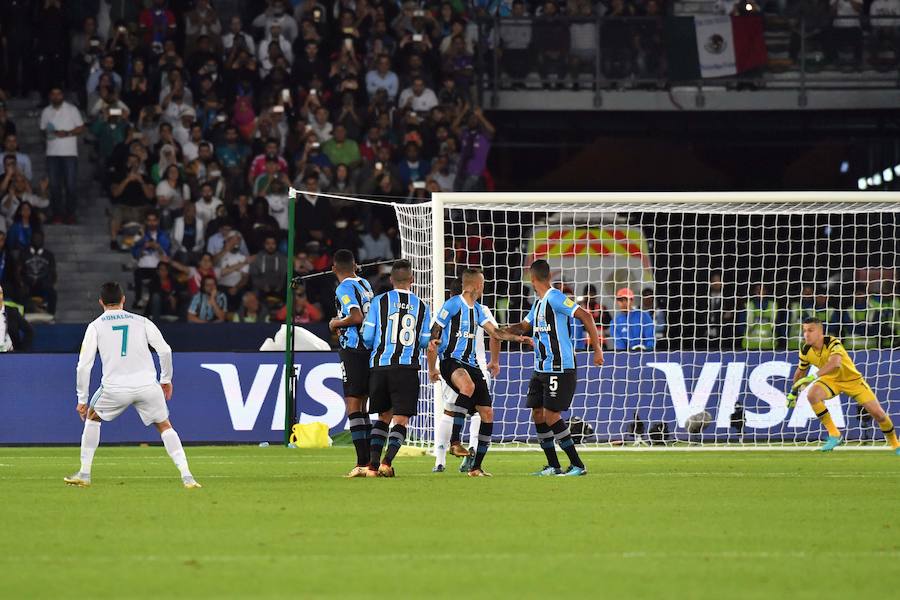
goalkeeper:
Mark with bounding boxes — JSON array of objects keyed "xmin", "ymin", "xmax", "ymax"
[{"xmin": 787, "ymin": 317, "xmax": 899, "ymax": 454}]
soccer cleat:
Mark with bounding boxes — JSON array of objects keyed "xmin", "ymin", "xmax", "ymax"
[
  {"xmin": 894, "ymin": 447, "xmax": 900, "ymax": 456},
  {"xmin": 449, "ymin": 443, "xmax": 470, "ymax": 457},
  {"xmin": 377, "ymin": 464, "xmax": 395, "ymax": 478},
  {"xmin": 467, "ymin": 468, "xmax": 492, "ymax": 477},
  {"xmin": 365, "ymin": 468, "xmax": 379, "ymax": 478},
  {"xmin": 820, "ymin": 436, "xmax": 843, "ymax": 452},
  {"xmin": 459, "ymin": 449, "xmax": 475, "ymax": 473},
  {"xmin": 182, "ymin": 476, "xmax": 202, "ymax": 489},
  {"xmin": 432, "ymin": 464, "xmax": 446, "ymax": 473},
  {"xmin": 64, "ymin": 472, "xmax": 91, "ymax": 487},
  {"xmin": 532, "ymin": 465, "xmax": 563, "ymax": 476},
  {"xmin": 557, "ymin": 466, "xmax": 588, "ymax": 477},
  {"xmin": 344, "ymin": 466, "xmax": 369, "ymax": 478}
]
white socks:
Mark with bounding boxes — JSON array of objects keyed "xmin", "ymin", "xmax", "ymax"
[
  {"xmin": 434, "ymin": 413, "xmax": 454, "ymax": 467},
  {"xmin": 468, "ymin": 413, "xmax": 482, "ymax": 450},
  {"xmin": 80, "ymin": 420, "xmax": 101, "ymax": 474},
  {"xmin": 160, "ymin": 428, "xmax": 192, "ymax": 477}
]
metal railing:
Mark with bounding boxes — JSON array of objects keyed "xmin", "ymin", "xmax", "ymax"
[{"xmin": 468, "ymin": 14, "xmax": 900, "ymax": 107}]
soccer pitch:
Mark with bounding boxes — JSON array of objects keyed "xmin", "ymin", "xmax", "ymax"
[{"xmin": 2, "ymin": 447, "xmax": 898, "ymax": 599}]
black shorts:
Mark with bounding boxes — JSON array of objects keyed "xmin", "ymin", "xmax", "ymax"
[
  {"xmin": 369, "ymin": 368, "xmax": 420, "ymax": 417},
  {"xmin": 440, "ymin": 359, "xmax": 491, "ymax": 413},
  {"xmin": 526, "ymin": 370, "xmax": 577, "ymax": 412},
  {"xmin": 339, "ymin": 349, "xmax": 370, "ymax": 399}
]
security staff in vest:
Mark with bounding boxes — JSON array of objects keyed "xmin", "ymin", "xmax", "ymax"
[
  {"xmin": 842, "ymin": 287, "xmax": 883, "ymax": 350},
  {"xmin": 869, "ymin": 280, "xmax": 899, "ymax": 348},
  {"xmin": 739, "ymin": 283, "xmax": 783, "ymax": 350},
  {"xmin": 787, "ymin": 285, "xmax": 837, "ymax": 350}
]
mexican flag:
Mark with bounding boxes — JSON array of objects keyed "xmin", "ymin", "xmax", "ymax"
[{"xmin": 666, "ymin": 16, "xmax": 768, "ymax": 80}]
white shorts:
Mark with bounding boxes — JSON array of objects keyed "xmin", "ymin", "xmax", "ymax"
[
  {"xmin": 441, "ymin": 369, "xmax": 492, "ymax": 413},
  {"xmin": 89, "ymin": 384, "xmax": 169, "ymax": 426}
]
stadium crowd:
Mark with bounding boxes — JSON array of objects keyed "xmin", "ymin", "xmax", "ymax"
[{"xmin": 0, "ymin": 0, "xmax": 499, "ymax": 328}]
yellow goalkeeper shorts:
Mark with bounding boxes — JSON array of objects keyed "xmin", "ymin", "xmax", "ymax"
[{"xmin": 812, "ymin": 377, "xmax": 877, "ymax": 405}]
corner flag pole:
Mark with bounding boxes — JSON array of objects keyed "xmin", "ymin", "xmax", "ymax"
[{"xmin": 284, "ymin": 188, "xmax": 299, "ymax": 447}]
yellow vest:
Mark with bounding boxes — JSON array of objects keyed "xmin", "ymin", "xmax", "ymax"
[{"xmin": 743, "ymin": 299, "xmax": 778, "ymax": 350}]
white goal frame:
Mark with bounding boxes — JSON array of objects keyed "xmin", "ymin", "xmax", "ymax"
[{"xmin": 414, "ymin": 191, "xmax": 900, "ymax": 449}]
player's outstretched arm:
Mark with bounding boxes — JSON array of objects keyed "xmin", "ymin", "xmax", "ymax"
[
  {"xmin": 498, "ymin": 320, "xmax": 532, "ymax": 337},
  {"xmin": 75, "ymin": 324, "xmax": 99, "ymax": 417},
  {"xmin": 329, "ymin": 306, "xmax": 363, "ymax": 332},
  {"xmin": 575, "ymin": 307, "xmax": 604, "ymax": 366},
  {"xmin": 145, "ymin": 318, "xmax": 174, "ymax": 391},
  {"xmin": 483, "ymin": 321, "xmax": 530, "ymax": 344}
]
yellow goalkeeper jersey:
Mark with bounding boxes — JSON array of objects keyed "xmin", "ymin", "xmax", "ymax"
[{"xmin": 798, "ymin": 336, "xmax": 863, "ymax": 382}]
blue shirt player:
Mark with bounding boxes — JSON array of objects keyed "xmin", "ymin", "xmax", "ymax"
[
  {"xmin": 426, "ymin": 268, "xmax": 527, "ymax": 477},
  {"xmin": 328, "ymin": 249, "xmax": 375, "ymax": 478},
  {"xmin": 361, "ymin": 259, "xmax": 431, "ymax": 477},
  {"xmin": 501, "ymin": 260, "xmax": 604, "ymax": 477}
]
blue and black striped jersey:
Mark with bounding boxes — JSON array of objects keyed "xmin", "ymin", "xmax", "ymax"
[
  {"xmin": 525, "ymin": 288, "xmax": 579, "ymax": 372},
  {"xmin": 362, "ymin": 289, "xmax": 432, "ymax": 369},
  {"xmin": 334, "ymin": 277, "xmax": 374, "ymax": 351},
  {"xmin": 435, "ymin": 295, "xmax": 493, "ymax": 368}
]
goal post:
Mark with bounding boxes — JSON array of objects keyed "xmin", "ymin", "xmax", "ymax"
[{"xmin": 396, "ymin": 191, "xmax": 900, "ymax": 448}]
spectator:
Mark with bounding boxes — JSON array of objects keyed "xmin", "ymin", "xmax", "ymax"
[
  {"xmin": 453, "ymin": 106, "xmax": 495, "ymax": 191},
  {"xmin": 830, "ymin": 0, "xmax": 863, "ymax": 66},
  {"xmin": 322, "ymin": 125, "xmax": 361, "ymax": 169},
  {"xmin": 22, "ymin": 231, "xmax": 57, "ymax": 315},
  {"xmin": 214, "ymin": 231, "xmax": 253, "ymax": 310},
  {"xmin": 90, "ymin": 107, "xmax": 131, "ymax": 168},
  {"xmin": 139, "ymin": 0, "xmax": 177, "ymax": 50},
  {"xmin": 273, "ymin": 284, "xmax": 323, "ymax": 324},
  {"xmin": 0, "ymin": 103, "xmax": 17, "ymax": 143},
  {"xmin": 4, "ymin": 135, "xmax": 32, "ymax": 181},
  {"xmin": 248, "ymin": 197, "xmax": 283, "ymax": 250},
  {"xmin": 398, "ymin": 77, "xmax": 439, "ymax": 113},
  {"xmin": 533, "ymin": 0, "xmax": 570, "ymax": 86},
  {"xmin": 497, "ymin": 0, "xmax": 532, "ymax": 82},
  {"xmin": 40, "ymin": 87, "xmax": 85, "ymax": 224},
  {"xmin": 172, "ymin": 201, "xmax": 206, "ymax": 262},
  {"xmin": 148, "ymin": 260, "xmax": 185, "ymax": 322},
  {"xmin": 738, "ymin": 283, "xmax": 782, "ymax": 350},
  {"xmin": 156, "ymin": 164, "xmax": 190, "ymax": 213},
  {"xmin": 396, "ymin": 142, "xmax": 431, "ymax": 188},
  {"xmin": 641, "ymin": 288, "xmax": 666, "ymax": 346},
  {"xmin": 86, "ymin": 54, "xmax": 123, "ymax": 97},
  {"xmin": 187, "ymin": 275, "xmax": 228, "ymax": 323},
  {"xmin": 132, "ymin": 210, "xmax": 172, "ymax": 310},
  {"xmin": 223, "ymin": 16, "xmax": 256, "ymax": 57},
  {"xmin": 611, "ymin": 287, "xmax": 656, "ymax": 351},
  {"xmin": 2, "ymin": 175, "xmax": 50, "ymax": 229},
  {"xmin": 109, "ymin": 153, "xmax": 155, "ymax": 249},
  {"xmin": 870, "ymin": 0, "xmax": 900, "ymax": 58},
  {"xmin": 185, "ymin": 0, "xmax": 223, "ymax": 53},
  {"xmin": 250, "ymin": 235, "xmax": 287, "ymax": 299},
  {"xmin": 233, "ymin": 290, "xmax": 270, "ymax": 323},
  {"xmin": 295, "ymin": 172, "xmax": 334, "ymax": 243},
  {"xmin": 253, "ymin": 1, "xmax": 299, "ymax": 43},
  {"xmin": 253, "ymin": 157, "xmax": 291, "ymax": 197},
  {"xmin": 308, "ymin": 107, "xmax": 334, "ymax": 143},
  {"xmin": 248, "ymin": 138, "xmax": 289, "ymax": 184},
  {"xmin": 358, "ymin": 218, "xmax": 395, "ymax": 262},
  {"xmin": 366, "ymin": 54, "xmax": 400, "ymax": 100},
  {"xmin": 694, "ymin": 271, "xmax": 735, "ymax": 349},
  {"xmin": 0, "ymin": 233, "xmax": 24, "ymax": 305},
  {"xmin": 7, "ymin": 202, "xmax": 40, "ymax": 252},
  {"xmin": 165, "ymin": 252, "xmax": 217, "ymax": 296},
  {"xmin": 0, "ymin": 284, "xmax": 33, "ymax": 352},
  {"xmin": 569, "ymin": 0, "xmax": 598, "ymax": 84},
  {"xmin": 292, "ymin": 40, "xmax": 329, "ymax": 88},
  {"xmin": 195, "ymin": 182, "xmax": 224, "ymax": 226}
]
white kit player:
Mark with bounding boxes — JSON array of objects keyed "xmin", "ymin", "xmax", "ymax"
[
  {"xmin": 433, "ymin": 277, "xmax": 502, "ymax": 473},
  {"xmin": 64, "ymin": 282, "xmax": 200, "ymax": 489}
]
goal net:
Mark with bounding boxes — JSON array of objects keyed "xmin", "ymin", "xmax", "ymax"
[{"xmin": 395, "ymin": 192, "xmax": 900, "ymax": 448}]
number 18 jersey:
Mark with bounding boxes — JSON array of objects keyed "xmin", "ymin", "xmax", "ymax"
[{"xmin": 362, "ymin": 289, "xmax": 431, "ymax": 369}]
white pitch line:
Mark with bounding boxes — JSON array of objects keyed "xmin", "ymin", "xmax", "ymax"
[{"xmin": 3, "ymin": 550, "xmax": 899, "ymax": 564}]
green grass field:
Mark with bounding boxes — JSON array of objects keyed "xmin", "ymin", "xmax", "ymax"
[{"xmin": 2, "ymin": 446, "xmax": 898, "ymax": 599}]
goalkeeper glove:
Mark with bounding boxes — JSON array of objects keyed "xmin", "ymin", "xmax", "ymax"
[{"xmin": 786, "ymin": 374, "xmax": 817, "ymax": 408}]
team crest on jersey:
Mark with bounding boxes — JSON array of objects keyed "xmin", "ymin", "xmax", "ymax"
[
  {"xmin": 440, "ymin": 309, "xmax": 449, "ymax": 320},
  {"xmin": 341, "ymin": 294, "xmax": 352, "ymax": 304}
]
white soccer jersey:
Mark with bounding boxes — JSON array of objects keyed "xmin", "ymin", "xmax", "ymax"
[{"xmin": 76, "ymin": 310, "xmax": 173, "ymax": 404}]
